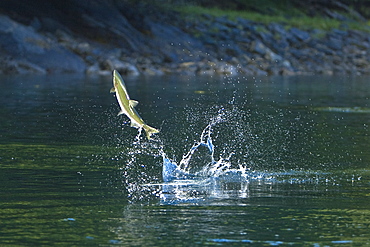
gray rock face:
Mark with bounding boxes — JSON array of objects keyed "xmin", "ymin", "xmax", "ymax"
[
  {"xmin": 0, "ymin": 0, "xmax": 369, "ymax": 76},
  {"xmin": 0, "ymin": 15, "xmax": 86, "ymax": 74}
]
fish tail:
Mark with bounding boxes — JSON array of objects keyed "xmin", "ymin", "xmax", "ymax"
[{"xmin": 143, "ymin": 124, "xmax": 160, "ymax": 140}]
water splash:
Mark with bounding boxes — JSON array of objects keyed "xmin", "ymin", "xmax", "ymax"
[
  {"xmin": 159, "ymin": 108, "xmax": 252, "ymax": 182},
  {"xmin": 119, "ymin": 106, "xmax": 285, "ymax": 203},
  {"xmin": 115, "ymin": 102, "xmax": 362, "ymax": 204}
]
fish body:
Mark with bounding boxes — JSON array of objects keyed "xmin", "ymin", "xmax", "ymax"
[{"xmin": 110, "ymin": 70, "xmax": 159, "ymax": 140}]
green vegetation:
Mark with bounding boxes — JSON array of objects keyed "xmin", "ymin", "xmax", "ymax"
[
  {"xmin": 177, "ymin": 5, "xmax": 337, "ymax": 30},
  {"xmin": 170, "ymin": 0, "xmax": 370, "ymax": 31}
]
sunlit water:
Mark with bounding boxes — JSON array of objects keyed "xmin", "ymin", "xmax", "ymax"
[{"xmin": 0, "ymin": 74, "xmax": 369, "ymax": 246}]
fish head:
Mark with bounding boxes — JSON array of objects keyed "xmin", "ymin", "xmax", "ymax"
[
  {"xmin": 112, "ymin": 70, "xmax": 130, "ymax": 100},
  {"xmin": 113, "ymin": 70, "xmax": 126, "ymax": 88}
]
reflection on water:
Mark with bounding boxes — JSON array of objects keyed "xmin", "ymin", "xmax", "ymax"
[
  {"xmin": 313, "ymin": 106, "xmax": 370, "ymax": 113},
  {"xmin": 114, "ymin": 203, "xmax": 370, "ymax": 246},
  {"xmin": 0, "ymin": 74, "xmax": 369, "ymax": 246}
]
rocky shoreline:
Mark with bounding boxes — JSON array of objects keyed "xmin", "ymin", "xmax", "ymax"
[{"xmin": 0, "ymin": 1, "xmax": 369, "ymax": 76}]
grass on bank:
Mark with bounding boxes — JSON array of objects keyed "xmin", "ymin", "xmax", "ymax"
[{"xmin": 174, "ymin": 4, "xmax": 370, "ymax": 32}]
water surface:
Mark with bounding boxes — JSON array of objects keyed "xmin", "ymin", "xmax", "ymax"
[{"xmin": 0, "ymin": 74, "xmax": 369, "ymax": 246}]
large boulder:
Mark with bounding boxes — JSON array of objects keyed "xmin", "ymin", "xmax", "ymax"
[{"xmin": 0, "ymin": 15, "xmax": 86, "ymax": 74}]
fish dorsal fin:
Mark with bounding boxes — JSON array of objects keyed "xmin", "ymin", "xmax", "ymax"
[
  {"xmin": 129, "ymin": 100, "xmax": 139, "ymax": 108},
  {"xmin": 110, "ymin": 87, "xmax": 116, "ymax": 93}
]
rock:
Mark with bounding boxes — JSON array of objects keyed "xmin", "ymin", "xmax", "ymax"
[
  {"xmin": 0, "ymin": 57, "xmax": 47, "ymax": 74},
  {"xmin": 251, "ymin": 40, "xmax": 268, "ymax": 56},
  {"xmin": 265, "ymin": 50, "xmax": 283, "ymax": 63},
  {"xmin": 0, "ymin": 15, "xmax": 86, "ymax": 73},
  {"xmin": 196, "ymin": 67, "xmax": 215, "ymax": 76},
  {"xmin": 332, "ymin": 28, "xmax": 348, "ymax": 37},
  {"xmin": 0, "ymin": 1, "xmax": 369, "ymax": 76},
  {"xmin": 327, "ymin": 37, "xmax": 343, "ymax": 50},
  {"xmin": 353, "ymin": 58, "xmax": 368, "ymax": 68},
  {"xmin": 270, "ymin": 38, "xmax": 290, "ymax": 54},
  {"xmin": 257, "ymin": 29, "xmax": 274, "ymax": 45},
  {"xmin": 280, "ymin": 67, "xmax": 296, "ymax": 76},
  {"xmin": 102, "ymin": 57, "xmax": 140, "ymax": 76},
  {"xmin": 250, "ymin": 40, "xmax": 282, "ymax": 63},
  {"xmin": 215, "ymin": 63, "xmax": 238, "ymax": 75},
  {"xmin": 268, "ymin": 23, "xmax": 286, "ymax": 36},
  {"xmin": 141, "ymin": 65, "xmax": 165, "ymax": 76},
  {"xmin": 86, "ymin": 63, "xmax": 101, "ymax": 75},
  {"xmin": 289, "ymin": 27, "xmax": 311, "ymax": 42},
  {"xmin": 213, "ymin": 22, "xmax": 230, "ymax": 34},
  {"xmin": 236, "ymin": 18, "xmax": 253, "ymax": 27},
  {"xmin": 201, "ymin": 34, "xmax": 218, "ymax": 46},
  {"xmin": 315, "ymin": 43, "xmax": 335, "ymax": 55},
  {"xmin": 215, "ymin": 16, "xmax": 238, "ymax": 28}
]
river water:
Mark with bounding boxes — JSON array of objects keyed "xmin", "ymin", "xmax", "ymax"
[{"xmin": 0, "ymin": 74, "xmax": 369, "ymax": 246}]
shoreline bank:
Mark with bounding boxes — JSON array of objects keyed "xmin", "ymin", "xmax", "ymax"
[{"xmin": 0, "ymin": 1, "xmax": 369, "ymax": 76}]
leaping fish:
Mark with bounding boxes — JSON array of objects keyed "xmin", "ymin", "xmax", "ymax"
[{"xmin": 110, "ymin": 70, "xmax": 159, "ymax": 140}]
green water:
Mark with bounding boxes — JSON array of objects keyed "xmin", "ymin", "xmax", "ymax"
[{"xmin": 0, "ymin": 74, "xmax": 369, "ymax": 246}]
